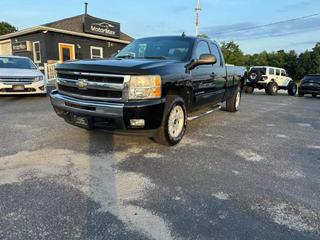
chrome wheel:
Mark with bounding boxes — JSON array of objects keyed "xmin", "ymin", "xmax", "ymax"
[
  {"xmin": 235, "ymin": 91, "xmax": 241, "ymax": 110},
  {"xmin": 168, "ymin": 105, "xmax": 185, "ymax": 139}
]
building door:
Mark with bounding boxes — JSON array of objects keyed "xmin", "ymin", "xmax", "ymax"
[
  {"xmin": 58, "ymin": 43, "xmax": 75, "ymax": 62},
  {"xmin": 0, "ymin": 40, "xmax": 12, "ymax": 55}
]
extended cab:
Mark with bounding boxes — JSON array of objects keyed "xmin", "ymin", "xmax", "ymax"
[{"xmin": 50, "ymin": 36, "xmax": 246, "ymax": 145}]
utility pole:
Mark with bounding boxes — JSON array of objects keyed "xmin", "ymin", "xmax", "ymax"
[{"xmin": 195, "ymin": 0, "xmax": 202, "ymax": 36}]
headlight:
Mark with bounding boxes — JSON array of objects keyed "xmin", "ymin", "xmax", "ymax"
[
  {"xmin": 33, "ymin": 75, "xmax": 44, "ymax": 82},
  {"xmin": 128, "ymin": 75, "xmax": 161, "ymax": 100}
]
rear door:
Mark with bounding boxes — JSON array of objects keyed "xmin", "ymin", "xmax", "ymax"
[
  {"xmin": 191, "ymin": 40, "xmax": 221, "ymax": 107},
  {"xmin": 209, "ymin": 42, "xmax": 227, "ymax": 102}
]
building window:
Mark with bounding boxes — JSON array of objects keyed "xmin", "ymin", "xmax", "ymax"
[
  {"xmin": 33, "ymin": 41, "xmax": 41, "ymax": 63},
  {"xmin": 90, "ymin": 46, "xmax": 103, "ymax": 59}
]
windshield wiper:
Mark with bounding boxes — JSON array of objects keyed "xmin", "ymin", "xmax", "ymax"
[{"xmin": 143, "ymin": 56, "xmax": 167, "ymax": 60}]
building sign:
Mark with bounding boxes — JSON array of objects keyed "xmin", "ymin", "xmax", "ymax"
[
  {"xmin": 84, "ymin": 16, "xmax": 120, "ymax": 39},
  {"xmin": 12, "ymin": 41, "xmax": 32, "ymax": 52}
]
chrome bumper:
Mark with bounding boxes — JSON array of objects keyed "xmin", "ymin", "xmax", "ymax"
[{"xmin": 50, "ymin": 90, "xmax": 124, "ymax": 118}]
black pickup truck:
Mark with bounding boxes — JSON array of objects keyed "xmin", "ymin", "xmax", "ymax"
[{"xmin": 50, "ymin": 36, "xmax": 246, "ymax": 145}]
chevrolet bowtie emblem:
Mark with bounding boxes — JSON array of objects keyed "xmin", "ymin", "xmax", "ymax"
[{"xmin": 76, "ymin": 79, "xmax": 88, "ymax": 89}]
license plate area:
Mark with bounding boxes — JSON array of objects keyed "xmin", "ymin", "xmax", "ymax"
[{"xmin": 13, "ymin": 85, "xmax": 25, "ymax": 91}]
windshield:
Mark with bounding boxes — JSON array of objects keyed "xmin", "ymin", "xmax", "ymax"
[
  {"xmin": 0, "ymin": 57, "xmax": 37, "ymax": 69},
  {"xmin": 115, "ymin": 37, "xmax": 193, "ymax": 61},
  {"xmin": 303, "ymin": 75, "xmax": 320, "ymax": 82}
]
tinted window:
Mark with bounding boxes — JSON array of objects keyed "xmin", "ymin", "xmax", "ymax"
[
  {"xmin": 281, "ymin": 70, "xmax": 286, "ymax": 76},
  {"xmin": 210, "ymin": 43, "xmax": 221, "ymax": 66},
  {"xmin": 116, "ymin": 37, "xmax": 193, "ymax": 61},
  {"xmin": 253, "ymin": 67, "xmax": 267, "ymax": 75},
  {"xmin": 304, "ymin": 75, "xmax": 320, "ymax": 82},
  {"xmin": 195, "ymin": 41, "xmax": 211, "ymax": 59},
  {"xmin": 276, "ymin": 69, "xmax": 280, "ymax": 76},
  {"xmin": 0, "ymin": 57, "xmax": 36, "ymax": 69},
  {"xmin": 269, "ymin": 68, "xmax": 275, "ymax": 75}
]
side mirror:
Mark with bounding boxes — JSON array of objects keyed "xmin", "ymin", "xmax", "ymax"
[{"xmin": 187, "ymin": 54, "xmax": 217, "ymax": 70}]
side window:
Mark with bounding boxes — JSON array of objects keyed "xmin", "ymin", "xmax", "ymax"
[
  {"xmin": 195, "ymin": 41, "xmax": 211, "ymax": 59},
  {"xmin": 210, "ymin": 43, "xmax": 221, "ymax": 66},
  {"xmin": 276, "ymin": 69, "xmax": 280, "ymax": 76},
  {"xmin": 281, "ymin": 70, "xmax": 286, "ymax": 76},
  {"xmin": 269, "ymin": 68, "xmax": 275, "ymax": 75}
]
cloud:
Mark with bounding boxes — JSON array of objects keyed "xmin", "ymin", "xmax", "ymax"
[{"xmin": 201, "ymin": 16, "xmax": 320, "ymax": 42}]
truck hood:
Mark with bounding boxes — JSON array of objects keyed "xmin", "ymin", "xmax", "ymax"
[
  {"xmin": 0, "ymin": 68, "xmax": 43, "ymax": 78},
  {"xmin": 56, "ymin": 59, "xmax": 185, "ymax": 75}
]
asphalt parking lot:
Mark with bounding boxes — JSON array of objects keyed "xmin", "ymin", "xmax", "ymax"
[{"xmin": 0, "ymin": 92, "xmax": 319, "ymax": 240}]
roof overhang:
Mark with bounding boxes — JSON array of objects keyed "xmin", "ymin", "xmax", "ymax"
[{"xmin": 0, "ymin": 26, "xmax": 131, "ymax": 44}]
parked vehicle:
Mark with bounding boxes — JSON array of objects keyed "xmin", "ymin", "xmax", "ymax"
[
  {"xmin": 245, "ymin": 66, "xmax": 297, "ymax": 96},
  {"xmin": 298, "ymin": 74, "xmax": 320, "ymax": 98},
  {"xmin": 50, "ymin": 36, "xmax": 246, "ymax": 146},
  {"xmin": 0, "ymin": 56, "xmax": 47, "ymax": 95}
]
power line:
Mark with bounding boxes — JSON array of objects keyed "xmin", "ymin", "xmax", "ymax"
[{"xmin": 209, "ymin": 12, "xmax": 320, "ymax": 36}]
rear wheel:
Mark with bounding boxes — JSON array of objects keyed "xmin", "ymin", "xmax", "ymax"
[
  {"xmin": 288, "ymin": 82, "xmax": 297, "ymax": 96},
  {"xmin": 153, "ymin": 96, "xmax": 187, "ymax": 146},
  {"xmin": 226, "ymin": 87, "xmax": 241, "ymax": 112},
  {"xmin": 266, "ymin": 82, "xmax": 278, "ymax": 96},
  {"xmin": 244, "ymin": 86, "xmax": 254, "ymax": 94}
]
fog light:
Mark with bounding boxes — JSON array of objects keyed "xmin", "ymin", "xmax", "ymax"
[{"xmin": 130, "ymin": 119, "xmax": 145, "ymax": 128}]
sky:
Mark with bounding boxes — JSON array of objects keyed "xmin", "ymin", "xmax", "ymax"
[{"xmin": 1, "ymin": 0, "xmax": 320, "ymax": 54}]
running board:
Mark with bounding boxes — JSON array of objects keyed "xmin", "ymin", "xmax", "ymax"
[{"xmin": 187, "ymin": 105, "xmax": 221, "ymax": 121}]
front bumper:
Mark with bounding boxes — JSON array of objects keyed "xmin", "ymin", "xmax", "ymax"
[
  {"xmin": 0, "ymin": 81, "xmax": 47, "ymax": 95},
  {"xmin": 299, "ymin": 86, "xmax": 320, "ymax": 95},
  {"xmin": 50, "ymin": 90, "xmax": 165, "ymax": 136}
]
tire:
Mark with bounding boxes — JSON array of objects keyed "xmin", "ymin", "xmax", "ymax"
[
  {"xmin": 266, "ymin": 82, "xmax": 278, "ymax": 96},
  {"xmin": 288, "ymin": 82, "xmax": 297, "ymax": 96},
  {"xmin": 247, "ymin": 68, "xmax": 262, "ymax": 84},
  {"xmin": 226, "ymin": 87, "xmax": 241, "ymax": 112},
  {"xmin": 312, "ymin": 94, "xmax": 317, "ymax": 98},
  {"xmin": 244, "ymin": 86, "xmax": 254, "ymax": 94},
  {"xmin": 153, "ymin": 96, "xmax": 187, "ymax": 146},
  {"xmin": 298, "ymin": 91, "xmax": 304, "ymax": 97}
]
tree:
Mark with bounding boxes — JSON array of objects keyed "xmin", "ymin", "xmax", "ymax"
[
  {"xmin": 220, "ymin": 41, "xmax": 244, "ymax": 65},
  {"xmin": 0, "ymin": 22, "xmax": 17, "ymax": 35},
  {"xmin": 197, "ymin": 34, "xmax": 209, "ymax": 39}
]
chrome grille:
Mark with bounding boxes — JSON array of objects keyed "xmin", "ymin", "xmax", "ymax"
[
  {"xmin": 56, "ymin": 71, "xmax": 129, "ymax": 101},
  {"xmin": 0, "ymin": 78, "xmax": 34, "ymax": 85}
]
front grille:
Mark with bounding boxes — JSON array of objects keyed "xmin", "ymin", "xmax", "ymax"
[
  {"xmin": 57, "ymin": 72, "xmax": 124, "ymax": 84},
  {"xmin": 56, "ymin": 71, "xmax": 128, "ymax": 101},
  {"xmin": 58, "ymin": 84, "xmax": 122, "ymax": 99},
  {"xmin": 0, "ymin": 78, "xmax": 33, "ymax": 84}
]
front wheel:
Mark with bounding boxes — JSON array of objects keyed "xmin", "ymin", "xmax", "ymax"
[
  {"xmin": 288, "ymin": 82, "xmax": 297, "ymax": 96},
  {"xmin": 226, "ymin": 87, "xmax": 241, "ymax": 112},
  {"xmin": 153, "ymin": 96, "xmax": 187, "ymax": 146}
]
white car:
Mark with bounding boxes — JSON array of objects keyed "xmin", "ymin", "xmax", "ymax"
[
  {"xmin": 245, "ymin": 66, "xmax": 297, "ymax": 96},
  {"xmin": 0, "ymin": 56, "xmax": 47, "ymax": 95}
]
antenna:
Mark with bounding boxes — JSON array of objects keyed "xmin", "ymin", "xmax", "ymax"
[
  {"xmin": 84, "ymin": 2, "xmax": 88, "ymax": 15},
  {"xmin": 195, "ymin": 0, "xmax": 202, "ymax": 36}
]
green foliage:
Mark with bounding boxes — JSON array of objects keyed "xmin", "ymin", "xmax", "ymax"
[
  {"xmin": 197, "ymin": 34, "xmax": 209, "ymax": 39},
  {"xmin": 222, "ymin": 41, "xmax": 320, "ymax": 80},
  {"xmin": 0, "ymin": 22, "xmax": 17, "ymax": 35},
  {"xmin": 220, "ymin": 41, "xmax": 245, "ymax": 65}
]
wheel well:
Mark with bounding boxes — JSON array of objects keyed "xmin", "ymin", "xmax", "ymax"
[{"xmin": 166, "ymin": 88, "xmax": 191, "ymax": 110}]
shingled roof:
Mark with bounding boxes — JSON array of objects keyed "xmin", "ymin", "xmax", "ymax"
[{"xmin": 44, "ymin": 14, "xmax": 134, "ymax": 42}]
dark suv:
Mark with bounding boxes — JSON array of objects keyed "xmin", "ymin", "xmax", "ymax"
[{"xmin": 298, "ymin": 74, "xmax": 320, "ymax": 98}]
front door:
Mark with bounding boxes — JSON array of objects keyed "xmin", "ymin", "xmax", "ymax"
[
  {"xmin": 191, "ymin": 40, "xmax": 221, "ymax": 107},
  {"xmin": 59, "ymin": 43, "xmax": 75, "ymax": 62}
]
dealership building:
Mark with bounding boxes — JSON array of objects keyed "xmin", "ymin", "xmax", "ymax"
[{"xmin": 0, "ymin": 14, "xmax": 133, "ymax": 67}]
